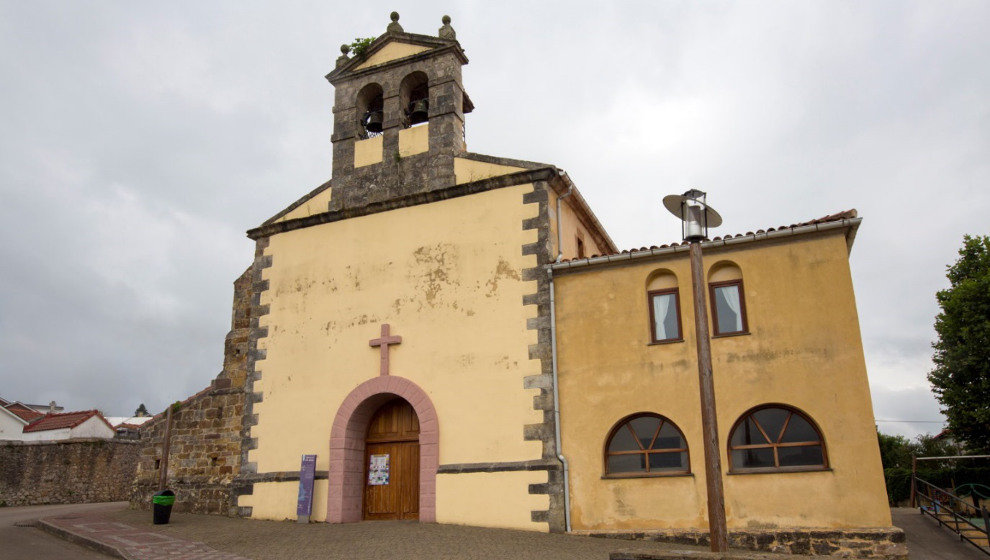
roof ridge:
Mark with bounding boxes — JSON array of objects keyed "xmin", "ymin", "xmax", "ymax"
[{"xmin": 33, "ymin": 408, "xmax": 100, "ymax": 418}]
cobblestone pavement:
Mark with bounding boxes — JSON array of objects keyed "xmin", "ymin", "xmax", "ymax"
[{"xmin": 92, "ymin": 506, "xmax": 705, "ymax": 560}]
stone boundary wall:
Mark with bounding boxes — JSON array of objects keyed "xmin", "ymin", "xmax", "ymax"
[
  {"xmin": 130, "ymin": 385, "xmax": 249, "ymax": 516},
  {"xmin": 131, "ymin": 266, "xmax": 253, "ymax": 516},
  {"xmin": 0, "ymin": 439, "xmax": 139, "ymax": 506},
  {"xmin": 586, "ymin": 528, "xmax": 907, "ymax": 560}
]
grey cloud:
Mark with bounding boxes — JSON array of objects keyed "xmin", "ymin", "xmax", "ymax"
[{"xmin": 1, "ymin": 2, "xmax": 986, "ymax": 427}]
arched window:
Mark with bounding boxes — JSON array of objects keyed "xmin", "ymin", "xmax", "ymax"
[
  {"xmin": 399, "ymin": 71, "xmax": 429, "ymax": 127},
  {"xmin": 356, "ymin": 83, "xmax": 384, "ymax": 137},
  {"xmin": 707, "ymin": 261, "xmax": 748, "ymax": 336},
  {"xmin": 646, "ymin": 269, "xmax": 682, "ymax": 344},
  {"xmin": 728, "ymin": 405, "xmax": 828, "ymax": 472},
  {"xmin": 604, "ymin": 414, "xmax": 689, "ymax": 477}
]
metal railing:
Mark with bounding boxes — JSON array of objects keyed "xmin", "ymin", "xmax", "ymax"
[{"xmin": 913, "ymin": 476, "xmax": 989, "ymax": 556}]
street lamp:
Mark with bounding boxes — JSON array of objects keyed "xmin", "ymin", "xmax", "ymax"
[{"xmin": 662, "ymin": 189, "xmax": 728, "ymax": 553}]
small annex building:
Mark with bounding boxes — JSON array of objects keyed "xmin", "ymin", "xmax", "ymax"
[
  {"xmin": 0, "ymin": 399, "xmax": 66, "ymax": 441},
  {"xmin": 131, "ymin": 13, "xmax": 896, "ymax": 555},
  {"xmin": 20, "ymin": 410, "xmax": 115, "ymax": 442}
]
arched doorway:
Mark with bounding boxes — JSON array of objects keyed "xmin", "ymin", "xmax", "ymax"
[
  {"xmin": 364, "ymin": 398, "xmax": 420, "ymax": 520},
  {"xmin": 327, "ymin": 376, "xmax": 438, "ymax": 523}
]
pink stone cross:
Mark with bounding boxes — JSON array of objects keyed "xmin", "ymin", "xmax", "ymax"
[{"xmin": 369, "ymin": 323, "xmax": 402, "ymax": 376}]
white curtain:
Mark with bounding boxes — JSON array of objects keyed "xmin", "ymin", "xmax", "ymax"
[
  {"xmin": 720, "ymin": 286, "xmax": 743, "ymax": 331},
  {"xmin": 653, "ymin": 294, "xmax": 672, "ymax": 339}
]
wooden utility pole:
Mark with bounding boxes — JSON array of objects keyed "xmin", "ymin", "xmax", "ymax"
[
  {"xmin": 689, "ymin": 241, "xmax": 729, "ymax": 552},
  {"xmin": 158, "ymin": 406, "xmax": 173, "ymax": 491}
]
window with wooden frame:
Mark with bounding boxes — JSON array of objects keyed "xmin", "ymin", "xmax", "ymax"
[
  {"xmin": 576, "ymin": 235, "xmax": 586, "ymax": 259},
  {"xmin": 728, "ymin": 405, "xmax": 828, "ymax": 473},
  {"xmin": 604, "ymin": 414, "xmax": 689, "ymax": 477},
  {"xmin": 648, "ymin": 288, "xmax": 682, "ymax": 343},
  {"xmin": 709, "ymin": 279, "xmax": 748, "ymax": 336}
]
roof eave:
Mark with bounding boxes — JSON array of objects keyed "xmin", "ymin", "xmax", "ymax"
[
  {"xmin": 0, "ymin": 406, "xmax": 28, "ymax": 425},
  {"xmin": 550, "ymin": 217, "xmax": 863, "ymax": 273},
  {"xmin": 326, "ymin": 35, "xmax": 466, "ymax": 84}
]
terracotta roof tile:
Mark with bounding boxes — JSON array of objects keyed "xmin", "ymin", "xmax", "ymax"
[
  {"xmin": 557, "ymin": 209, "xmax": 858, "ymax": 264},
  {"xmin": 4, "ymin": 403, "xmax": 44, "ymax": 422},
  {"xmin": 22, "ymin": 410, "xmax": 112, "ymax": 433}
]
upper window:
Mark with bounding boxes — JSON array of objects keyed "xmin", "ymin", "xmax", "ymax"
[
  {"xmin": 709, "ymin": 279, "xmax": 748, "ymax": 335},
  {"xmin": 728, "ymin": 405, "xmax": 828, "ymax": 473},
  {"xmin": 648, "ymin": 289, "xmax": 682, "ymax": 343},
  {"xmin": 646, "ymin": 269, "xmax": 682, "ymax": 344},
  {"xmin": 604, "ymin": 414, "xmax": 689, "ymax": 477}
]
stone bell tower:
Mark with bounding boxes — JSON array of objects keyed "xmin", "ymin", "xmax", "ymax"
[{"xmin": 325, "ymin": 13, "xmax": 474, "ymax": 211}]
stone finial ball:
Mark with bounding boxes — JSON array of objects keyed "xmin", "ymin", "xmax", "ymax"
[
  {"xmin": 390, "ymin": 11, "xmax": 400, "ymax": 21},
  {"xmin": 340, "ymin": 44, "xmax": 350, "ymax": 54},
  {"xmin": 442, "ymin": 15, "xmax": 451, "ymax": 24}
]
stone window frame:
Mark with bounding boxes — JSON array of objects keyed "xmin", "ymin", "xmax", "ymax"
[
  {"xmin": 727, "ymin": 404, "xmax": 829, "ymax": 474},
  {"xmin": 602, "ymin": 413, "xmax": 691, "ymax": 479}
]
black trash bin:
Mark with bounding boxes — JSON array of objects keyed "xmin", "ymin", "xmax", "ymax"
[{"xmin": 152, "ymin": 490, "xmax": 175, "ymax": 525}]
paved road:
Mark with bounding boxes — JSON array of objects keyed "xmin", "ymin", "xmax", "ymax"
[
  {"xmin": 101, "ymin": 507, "xmax": 702, "ymax": 560},
  {"xmin": 892, "ymin": 507, "xmax": 988, "ymax": 560},
  {"xmin": 0, "ymin": 502, "xmax": 123, "ymax": 560},
  {"xmin": 16, "ymin": 504, "xmax": 987, "ymax": 560}
]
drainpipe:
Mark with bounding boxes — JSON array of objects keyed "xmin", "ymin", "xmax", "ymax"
[
  {"xmin": 548, "ymin": 266, "xmax": 571, "ymax": 532},
  {"xmin": 551, "ymin": 171, "xmax": 573, "ymax": 532}
]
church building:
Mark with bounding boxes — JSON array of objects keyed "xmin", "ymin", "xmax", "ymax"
[{"xmin": 133, "ymin": 13, "xmax": 899, "ymax": 556}]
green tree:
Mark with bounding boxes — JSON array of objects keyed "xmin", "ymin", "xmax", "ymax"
[
  {"xmin": 134, "ymin": 403, "xmax": 149, "ymax": 417},
  {"xmin": 877, "ymin": 431, "xmax": 913, "ymax": 468},
  {"xmin": 928, "ymin": 235, "xmax": 990, "ymax": 453}
]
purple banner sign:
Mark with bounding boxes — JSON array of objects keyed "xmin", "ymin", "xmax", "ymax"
[{"xmin": 296, "ymin": 454, "xmax": 317, "ymax": 520}]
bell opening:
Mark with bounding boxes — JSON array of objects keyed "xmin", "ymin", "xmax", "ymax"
[
  {"xmin": 356, "ymin": 83, "xmax": 385, "ymax": 138},
  {"xmin": 400, "ymin": 71, "xmax": 430, "ymax": 128}
]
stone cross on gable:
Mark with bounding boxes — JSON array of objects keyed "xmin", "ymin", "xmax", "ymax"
[{"xmin": 369, "ymin": 324, "xmax": 402, "ymax": 376}]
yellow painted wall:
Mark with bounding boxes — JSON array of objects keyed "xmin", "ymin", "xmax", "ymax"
[
  {"xmin": 354, "ymin": 136, "xmax": 383, "ymax": 168},
  {"xmin": 398, "ymin": 124, "xmax": 429, "ymax": 158},
  {"xmin": 240, "ymin": 480, "xmax": 329, "ymax": 522},
  {"xmin": 355, "ymin": 42, "xmax": 431, "ymax": 70},
  {"xmin": 436, "ymin": 470, "xmax": 550, "ymax": 529},
  {"xmin": 555, "ymin": 230, "xmax": 891, "ymax": 531},
  {"xmin": 454, "ymin": 158, "xmax": 523, "ymax": 185},
  {"xmin": 276, "ymin": 187, "xmax": 333, "ymax": 223},
  {"xmin": 549, "ymin": 190, "xmax": 608, "ymax": 260},
  {"xmin": 241, "ymin": 183, "xmax": 547, "ymax": 530}
]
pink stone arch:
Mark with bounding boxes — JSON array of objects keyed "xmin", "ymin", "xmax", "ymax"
[{"xmin": 327, "ymin": 376, "xmax": 438, "ymax": 523}]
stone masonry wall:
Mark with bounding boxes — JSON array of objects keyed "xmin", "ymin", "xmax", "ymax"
[
  {"xmin": 130, "ymin": 266, "xmax": 253, "ymax": 515},
  {"xmin": 590, "ymin": 528, "xmax": 907, "ymax": 560},
  {"xmin": 0, "ymin": 439, "xmax": 140, "ymax": 506}
]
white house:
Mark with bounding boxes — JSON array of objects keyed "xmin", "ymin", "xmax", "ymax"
[
  {"xmin": 105, "ymin": 415, "xmax": 154, "ymax": 439},
  {"xmin": 20, "ymin": 410, "xmax": 115, "ymax": 441},
  {"xmin": 0, "ymin": 406, "xmax": 30, "ymax": 440}
]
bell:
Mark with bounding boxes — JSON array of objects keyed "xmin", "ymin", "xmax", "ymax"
[
  {"xmin": 408, "ymin": 98, "xmax": 429, "ymax": 124},
  {"xmin": 364, "ymin": 110, "xmax": 383, "ymax": 133}
]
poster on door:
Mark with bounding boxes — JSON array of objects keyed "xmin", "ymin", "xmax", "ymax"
[{"xmin": 368, "ymin": 453, "xmax": 390, "ymax": 485}]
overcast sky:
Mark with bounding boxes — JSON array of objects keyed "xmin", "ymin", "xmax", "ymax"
[{"xmin": 1, "ymin": 2, "xmax": 987, "ymax": 439}]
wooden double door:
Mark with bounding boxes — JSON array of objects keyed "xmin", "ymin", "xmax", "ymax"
[{"xmin": 363, "ymin": 399, "xmax": 420, "ymax": 520}]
